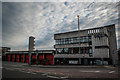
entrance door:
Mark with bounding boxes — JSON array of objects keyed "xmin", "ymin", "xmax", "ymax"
[{"xmin": 84, "ymin": 59, "xmax": 88, "ymax": 65}]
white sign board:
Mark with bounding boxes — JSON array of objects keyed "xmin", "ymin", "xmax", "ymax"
[{"xmin": 69, "ymin": 60, "xmax": 78, "ymax": 64}]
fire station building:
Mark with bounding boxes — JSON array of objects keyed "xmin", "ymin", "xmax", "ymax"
[
  {"xmin": 54, "ymin": 24, "xmax": 118, "ymax": 65},
  {"xmin": 4, "ymin": 24, "xmax": 118, "ymax": 65},
  {"xmin": 5, "ymin": 50, "xmax": 54, "ymax": 65}
]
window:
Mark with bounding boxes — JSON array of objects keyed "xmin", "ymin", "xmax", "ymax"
[
  {"xmin": 88, "ymin": 36, "xmax": 92, "ymax": 42},
  {"xmin": 84, "ymin": 36, "xmax": 89, "ymax": 42},
  {"xmin": 64, "ymin": 48, "xmax": 68, "ymax": 54},
  {"xmin": 56, "ymin": 39, "xmax": 60, "ymax": 44},
  {"xmin": 73, "ymin": 47, "xmax": 79, "ymax": 54},
  {"xmin": 56, "ymin": 48, "xmax": 64, "ymax": 54},
  {"xmin": 61, "ymin": 39, "xmax": 64, "ymax": 44},
  {"xmin": 90, "ymin": 30, "xmax": 91, "ymax": 33},
  {"xmin": 73, "ymin": 37, "xmax": 77, "ymax": 43},
  {"xmin": 56, "ymin": 36, "xmax": 92, "ymax": 45},
  {"xmin": 70, "ymin": 38, "xmax": 73, "ymax": 43},
  {"xmin": 68, "ymin": 48, "xmax": 72, "ymax": 54},
  {"xmin": 88, "ymin": 30, "xmax": 89, "ymax": 34},
  {"xmin": 89, "ymin": 48, "xmax": 92, "ymax": 53},
  {"xmin": 66, "ymin": 38, "xmax": 69, "ymax": 44},
  {"xmin": 63, "ymin": 39, "xmax": 65, "ymax": 44},
  {"xmin": 76, "ymin": 37, "xmax": 79, "ymax": 43},
  {"xmin": 95, "ymin": 46, "xmax": 109, "ymax": 49},
  {"xmin": 56, "ymin": 40, "xmax": 58, "ymax": 44}
]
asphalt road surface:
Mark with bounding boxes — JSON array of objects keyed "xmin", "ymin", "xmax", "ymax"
[{"xmin": 1, "ymin": 61, "xmax": 120, "ymax": 80}]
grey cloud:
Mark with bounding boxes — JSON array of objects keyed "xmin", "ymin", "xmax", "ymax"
[{"xmin": 2, "ymin": 2, "xmax": 120, "ymax": 50}]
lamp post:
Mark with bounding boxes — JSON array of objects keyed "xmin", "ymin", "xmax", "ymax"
[
  {"xmin": 77, "ymin": 15, "xmax": 80, "ymax": 30},
  {"xmin": 36, "ymin": 50, "xmax": 38, "ymax": 65},
  {"xmin": 77, "ymin": 15, "xmax": 81, "ymax": 64}
]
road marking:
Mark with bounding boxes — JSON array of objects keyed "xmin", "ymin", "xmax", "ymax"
[
  {"xmin": 61, "ymin": 70, "xmax": 69, "ymax": 72},
  {"xmin": 54, "ymin": 73, "xmax": 57, "ymax": 74},
  {"xmin": 31, "ymin": 72, "xmax": 37, "ymax": 74},
  {"xmin": 63, "ymin": 79, "xmax": 69, "ymax": 80},
  {"xmin": 60, "ymin": 76, "xmax": 68, "ymax": 79},
  {"xmin": 26, "ymin": 72, "xmax": 31, "ymax": 73},
  {"xmin": 14, "ymin": 68, "xmax": 20, "ymax": 70},
  {"xmin": 42, "ymin": 74, "xmax": 47, "ymax": 75},
  {"xmin": 47, "ymin": 75, "xmax": 59, "ymax": 78},
  {"xmin": 5, "ymin": 68, "xmax": 14, "ymax": 70},
  {"xmin": 11, "ymin": 65, "xmax": 18, "ymax": 67},
  {"xmin": 60, "ymin": 73, "xmax": 64, "ymax": 75},
  {"xmin": 48, "ymin": 70, "xmax": 55, "ymax": 71},
  {"xmin": 3, "ymin": 64, "xmax": 6, "ymax": 65},
  {"xmin": 81, "ymin": 71, "xmax": 100, "ymax": 73},
  {"xmin": 109, "ymin": 71, "xmax": 115, "ymax": 73},
  {"xmin": 35, "ymin": 71, "xmax": 39, "ymax": 72},
  {"xmin": 20, "ymin": 70, "xmax": 26, "ymax": 73},
  {"xmin": 95, "ymin": 71, "xmax": 100, "ymax": 72},
  {"xmin": 11, "ymin": 65, "xmax": 22, "ymax": 67}
]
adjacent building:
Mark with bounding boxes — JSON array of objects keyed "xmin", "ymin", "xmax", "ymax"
[
  {"xmin": 54, "ymin": 24, "xmax": 118, "ymax": 65},
  {"xmin": 1, "ymin": 47, "xmax": 11, "ymax": 61}
]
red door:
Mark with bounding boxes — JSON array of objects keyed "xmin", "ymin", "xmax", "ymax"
[
  {"xmin": 46, "ymin": 54, "xmax": 53, "ymax": 65},
  {"xmin": 26, "ymin": 54, "xmax": 29, "ymax": 63},
  {"xmin": 16, "ymin": 54, "xmax": 19, "ymax": 62},
  {"xmin": 38, "ymin": 54, "xmax": 44, "ymax": 64},
  {"xmin": 7, "ymin": 54, "xmax": 11, "ymax": 61},
  {"xmin": 32, "ymin": 54, "xmax": 36, "ymax": 64},
  {"xmin": 21, "ymin": 54, "xmax": 24, "ymax": 62},
  {"xmin": 12, "ymin": 54, "xmax": 15, "ymax": 62}
]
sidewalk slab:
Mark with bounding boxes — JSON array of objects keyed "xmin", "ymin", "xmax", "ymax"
[{"xmin": 23, "ymin": 64, "xmax": 116, "ymax": 68}]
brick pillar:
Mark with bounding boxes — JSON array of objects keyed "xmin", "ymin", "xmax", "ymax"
[
  {"xmin": 14, "ymin": 54, "xmax": 16, "ymax": 62},
  {"xmin": 53, "ymin": 53, "xmax": 55, "ymax": 65},
  {"xmin": 18, "ymin": 54, "xmax": 21, "ymax": 62},
  {"xmin": 29, "ymin": 52, "xmax": 32, "ymax": 65},
  {"xmin": 24, "ymin": 54, "xmax": 25, "ymax": 63}
]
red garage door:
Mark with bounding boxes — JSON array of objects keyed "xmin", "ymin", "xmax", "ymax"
[
  {"xmin": 46, "ymin": 54, "xmax": 53, "ymax": 65},
  {"xmin": 7, "ymin": 54, "xmax": 11, "ymax": 61},
  {"xmin": 32, "ymin": 54, "xmax": 36, "ymax": 64},
  {"xmin": 38, "ymin": 54, "xmax": 44, "ymax": 64},
  {"xmin": 21, "ymin": 54, "xmax": 24, "ymax": 62},
  {"xmin": 38, "ymin": 54, "xmax": 44, "ymax": 59},
  {"xmin": 12, "ymin": 54, "xmax": 15, "ymax": 62},
  {"xmin": 26, "ymin": 54, "xmax": 29, "ymax": 63},
  {"xmin": 16, "ymin": 54, "xmax": 19, "ymax": 62},
  {"xmin": 32, "ymin": 54, "xmax": 36, "ymax": 59}
]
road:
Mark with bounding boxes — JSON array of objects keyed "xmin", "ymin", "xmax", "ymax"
[{"xmin": 1, "ymin": 61, "xmax": 120, "ymax": 80}]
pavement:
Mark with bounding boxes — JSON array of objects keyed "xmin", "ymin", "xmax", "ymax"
[
  {"xmin": 2, "ymin": 61, "xmax": 120, "ymax": 79},
  {"xmin": 23, "ymin": 63, "xmax": 116, "ymax": 68}
]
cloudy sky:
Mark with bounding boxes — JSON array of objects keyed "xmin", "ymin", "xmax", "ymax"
[{"xmin": 2, "ymin": 2, "xmax": 120, "ymax": 51}]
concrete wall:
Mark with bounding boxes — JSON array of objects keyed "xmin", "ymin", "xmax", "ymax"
[
  {"xmin": 54, "ymin": 24, "xmax": 118, "ymax": 65},
  {"xmin": 54, "ymin": 54, "xmax": 91, "ymax": 58},
  {"xmin": 54, "ymin": 30, "xmax": 88, "ymax": 40},
  {"xmin": 94, "ymin": 48, "xmax": 109, "ymax": 58},
  {"xmin": 107, "ymin": 25, "xmax": 118, "ymax": 65}
]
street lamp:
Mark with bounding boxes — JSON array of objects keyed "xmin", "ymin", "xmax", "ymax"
[
  {"xmin": 77, "ymin": 15, "xmax": 81, "ymax": 64},
  {"xmin": 77, "ymin": 15, "xmax": 80, "ymax": 30}
]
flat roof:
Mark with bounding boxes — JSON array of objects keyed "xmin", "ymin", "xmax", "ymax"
[
  {"xmin": 54, "ymin": 24, "xmax": 115, "ymax": 35},
  {"xmin": 5, "ymin": 50, "xmax": 55, "ymax": 54}
]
